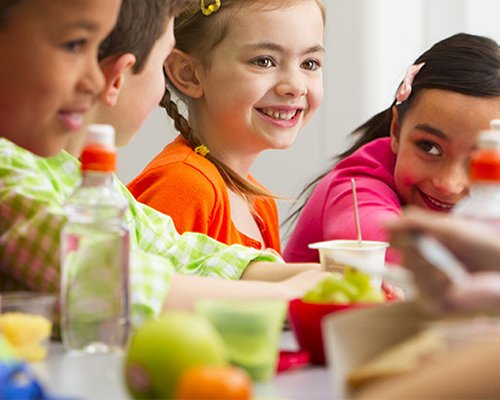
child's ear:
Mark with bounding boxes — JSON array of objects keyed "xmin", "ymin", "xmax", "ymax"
[
  {"xmin": 164, "ymin": 49, "xmax": 203, "ymax": 99},
  {"xmin": 390, "ymin": 105, "xmax": 400, "ymax": 154},
  {"xmin": 100, "ymin": 53, "xmax": 136, "ymax": 107}
]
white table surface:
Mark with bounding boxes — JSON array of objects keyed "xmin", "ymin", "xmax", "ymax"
[{"xmin": 31, "ymin": 331, "xmax": 333, "ymax": 400}]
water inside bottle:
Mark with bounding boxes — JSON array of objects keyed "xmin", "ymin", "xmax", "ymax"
[{"xmin": 61, "ymin": 227, "xmax": 130, "ymax": 354}]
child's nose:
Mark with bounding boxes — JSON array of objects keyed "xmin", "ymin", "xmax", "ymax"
[
  {"xmin": 79, "ymin": 58, "xmax": 106, "ymax": 95},
  {"xmin": 432, "ymin": 163, "xmax": 469, "ymax": 196},
  {"xmin": 275, "ymin": 69, "xmax": 307, "ymax": 98}
]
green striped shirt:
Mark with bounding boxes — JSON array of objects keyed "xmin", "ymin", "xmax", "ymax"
[{"xmin": 0, "ymin": 139, "xmax": 278, "ymax": 325}]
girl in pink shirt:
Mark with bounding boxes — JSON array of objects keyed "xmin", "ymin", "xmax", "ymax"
[{"xmin": 284, "ymin": 33, "xmax": 500, "ymax": 264}]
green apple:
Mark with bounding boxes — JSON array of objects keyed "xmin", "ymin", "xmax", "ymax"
[{"xmin": 124, "ymin": 311, "xmax": 228, "ymax": 399}]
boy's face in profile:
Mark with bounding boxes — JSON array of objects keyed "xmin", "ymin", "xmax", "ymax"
[
  {"xmin": 0, "ymin": 0, "xmax": 121, "ymax": 157},
  {"xmin": 94, "ymin": 16, "xmax": 176, "ymax": 148},
  {"xmin": 111, "ymin": 17, "xmax": 176, "ymax": 147}
]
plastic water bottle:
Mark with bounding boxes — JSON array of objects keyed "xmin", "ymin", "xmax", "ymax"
[
  {"xmin": 61, "ymin": 124, "xmax": 130, "ymax": 353},
  {"xmin": 452, "ymin": 120, "xmax": 500, "ymax": 228}
]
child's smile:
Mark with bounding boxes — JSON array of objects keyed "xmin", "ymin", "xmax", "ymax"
[
  {"xmin": 58, "ymin": 108, "xmax": 91, "ymax": 133},
  {"xmin": 257, "ymin": 106, "xmax": 304, "ymax": 127},
  {"xmin": 417, "ymin": 189, "xmax": 455, "ymax": 211}
]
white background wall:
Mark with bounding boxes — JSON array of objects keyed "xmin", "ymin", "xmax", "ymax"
[{"xmin": 117, "ymin": 0, "xmax": 500, "ymax": 243}]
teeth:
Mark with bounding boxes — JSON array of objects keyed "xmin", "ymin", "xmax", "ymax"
[
  {"xmin": 426, "ymin": 195, "xmax": 453, "ymax": 209},
  {"xmin": 261, "ymin": 108, "xmax": 297, "ymax": 121},
  {"xmin": 69, "ymin": 113, "xmax": 83, "ymax": 123}
]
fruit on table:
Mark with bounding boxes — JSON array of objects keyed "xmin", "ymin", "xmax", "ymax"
[
  {"xmin": 357, "ymin": 287, "xmax": 387, "ymax": 303},
  {"xmin": 0, "ymin": 333, "xmax": 19, "ymax": 362},
  {"xmin": 302, "ymin": 268, "xmax": 386, "ymax": 304},
  {"xmin": 0, "ymin": 312, "xmax": 52, "ymax": 362},
  {"xmin": 174, "ymin": 365, "xmax": 253, "ymax": 400},
  {"xmin": 125, "ymin": 311, "xmax": 228, "ymax": 400}
]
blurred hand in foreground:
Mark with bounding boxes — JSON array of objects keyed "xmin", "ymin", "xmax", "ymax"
[{"xmin": 385, "ymin": 207, "xmax": 500, "ymax": 313}]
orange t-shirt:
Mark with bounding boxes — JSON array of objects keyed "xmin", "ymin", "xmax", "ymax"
[{"xmin": 127, "ymin": 136, "xmax": 281, "ymax": 253}]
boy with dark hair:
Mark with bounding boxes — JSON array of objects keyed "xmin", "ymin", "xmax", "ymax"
[{"xmin": 98, "ymin": 0, "xmax": 186, "ymax": 73}]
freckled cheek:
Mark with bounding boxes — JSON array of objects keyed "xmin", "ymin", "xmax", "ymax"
[
  {"xmin": 394, "ymin": 161, "xmax": 422, "ymax": 201},
  {"xmin": 400, "ymin": 162, "xmax": 420, "ymax": 182}
]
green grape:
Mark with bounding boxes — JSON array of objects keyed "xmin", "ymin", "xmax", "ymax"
[
  {"xmin": 356, "ymin": 287, "xmax": 386, "ymax": 303},
  {"xmin": 325, "ymin": 291, "xmax": 351, "ymax": 305},
  {"xmin": 317, "ymin": 272, "xmax": 343, "ymax": 292},
  {"xmin": 302, "ymin": 287, "xmax": 324, "ymax": 303},
  {"xmin": 345, "ymin": 267, "xmax": 371, "ymax": 294},
  {"xmin": 321, "ymin": 274, "xmax": 359, "ymax": 301}
]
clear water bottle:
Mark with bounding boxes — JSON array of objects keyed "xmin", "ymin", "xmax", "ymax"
[
  {"xmin": 452, "ymin": 120, "xmax": 500, "ymax": 228},
  {"xmin": 61, "ymin": 124, "xmax": 130, "ymax": 353}
]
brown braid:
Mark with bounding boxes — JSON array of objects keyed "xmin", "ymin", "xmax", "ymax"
[{"xmin": 160, "ymin": 86, "xmax": 279, "ymax": 201}]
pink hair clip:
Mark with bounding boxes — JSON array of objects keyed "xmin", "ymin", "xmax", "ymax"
[{"xmin": 396, "ymin": 62, "xmax": 425, "ymax": 104}]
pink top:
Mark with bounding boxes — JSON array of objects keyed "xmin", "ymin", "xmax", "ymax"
[{"xmin": 283, "ymin": 137, "xmax": 402, "ymax": 263}]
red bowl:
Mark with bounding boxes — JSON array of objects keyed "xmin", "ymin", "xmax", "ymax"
[{"xmin": 288, "ymin": 299, "xmax": 370, "ymax": 365}]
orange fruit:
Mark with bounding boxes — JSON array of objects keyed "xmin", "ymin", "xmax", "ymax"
[{"xmin": 174, "ymin": 365, "xmax": 253, "ymax": 400}]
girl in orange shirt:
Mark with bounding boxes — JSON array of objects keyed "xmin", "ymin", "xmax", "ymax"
[{"xmin": 128, "ymin": 0, "xmax": 325, "ymax": 254}]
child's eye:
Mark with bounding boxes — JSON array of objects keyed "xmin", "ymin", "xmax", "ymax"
[
  {"xmin": 417, "ymin": 140, "xmax": 441, "ymax": 156},
  {"xmin": 252, "ymin": 57, "xmax": 275, "ymax": 68},
  {"xmin": 62, "ymin": 39, "xmax": 86, "ymax": 53},
  {"xmin": 301, "ymin": 59, "xmax": 321, "ymax": 71}
]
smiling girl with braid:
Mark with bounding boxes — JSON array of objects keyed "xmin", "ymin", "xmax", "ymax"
[{"xmin": 127, "ymin": 0, "xmax": 325, "ymax": 255}]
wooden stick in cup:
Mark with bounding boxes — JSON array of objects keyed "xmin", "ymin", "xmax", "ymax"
[{"xmin": 351, "ymin": 178, "xmax": 362, "ymax": 244}]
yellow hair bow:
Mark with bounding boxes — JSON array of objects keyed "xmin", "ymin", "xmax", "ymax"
[
  {"xmin": 201, "ymin": 0, "xmax": 221, "ymax": 16},
  {"xmin": 194, "ymin": 145, "xmax": 210, "ymax": 157}
]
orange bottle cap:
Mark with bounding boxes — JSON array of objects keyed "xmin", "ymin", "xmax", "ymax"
[
  {"xmin": 81, "ymin": 143, "xmax": 116, "ymax": 172},
  {"xmin": 469, "ymin": 148, "xmax": 500, "ymax": 182}
]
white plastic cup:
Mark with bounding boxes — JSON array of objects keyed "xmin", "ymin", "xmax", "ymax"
[{"xmin": 309, "ymin": 240, "xmax": 389, "ymax": 288}]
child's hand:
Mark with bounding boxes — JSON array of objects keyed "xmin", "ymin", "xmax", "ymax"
[
  {"xmin": 444, "ymin": 271, "xmax": 500, "ymax": 313},
  {"xmin": 387, "ymin": 208, "xmax": 500, "ymax": 314},
  {"xmin": 381, "ymin": 281, "xmax": 405, "ymax": 301},
  {"xmin": 263, "ymin": 248, "xmax": 285, "ymax": 263},
  {"xmin": 387, "ymin": 207, "xmax": 500, "ymax": 274},
  {"xmin": 283, "ymin": 270, "xmax": 332, "ymax": 300}
]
